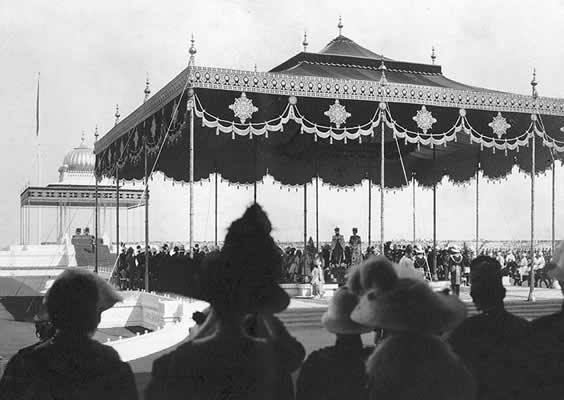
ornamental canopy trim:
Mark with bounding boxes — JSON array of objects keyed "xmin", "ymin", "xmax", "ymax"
[{"xmin": 95, "ymin": 66, "xmax": 564, "ymax": 153}]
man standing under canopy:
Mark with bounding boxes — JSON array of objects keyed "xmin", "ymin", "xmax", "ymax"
[
  {"xmin": 330, "ymin": 228, "xmax": 345, "ymax": 267},
  {"xmin": 449, "ymin": 246, "xmax": 464, "ymax": 296},
  {"xmin": 349, "ymin": 228, "xmax": 362, "ymax": 266},
  {"xmin": 413, "ymin": 246, "xmax": 431, "ymax": 280}
]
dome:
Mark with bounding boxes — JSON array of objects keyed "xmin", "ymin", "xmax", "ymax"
[{"xmin": 61, "ymin": 137, "xmax": 95, "ymax": 173}]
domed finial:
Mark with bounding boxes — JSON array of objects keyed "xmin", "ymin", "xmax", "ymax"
[
  {"xmin": 431, "ymin": 46, "xmax": 436, "ymax": 65},
  {"xmin": 188, "ymin": 34, "xmax": 197, "ymax": 65},
  {"xmin": 302, "ymin": 30, "xmax": 309, "ymax": 51},
  {"xmin": 144, "ymin": 74, "xmax": 151, "ymax": 103},
  {"xmin": 114, "ymin": 104, "xmax": 120, "ymax": 126},
  {"xmin": 531, "ymin": 68, "xmax": 538, "ymax": 99},
  {"xmin": 337, "ymin": 16, "xmax": 343, "ymax": 36}
]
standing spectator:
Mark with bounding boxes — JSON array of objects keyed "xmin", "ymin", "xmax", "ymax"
[
  {"xmin": 296, "ymin": 286, "xmax": 373, "ymax": 400},
  {"xmin": 351, "ymin": 278, "xmax": 472, "ymax": 400},
  {"xmin": 366, "ymin": 333, "xmax": 475, "ymax": 400},
  {"xmin": 525, "ymin": 240, "xmax": 564, "ymax": 398},
  {"xmin": 398, "ymin": 245, "xmax": 415, "ymax": 273},
  {"xmin": 533, "ymin": 250, "xmax": 546, "ymax": 287},
  {"xmin": 349, "ymin": 228, "xmax": 363, "ymax": 266},
  {"xmin": 145, "ymin": 204, "xmax": 294, "ymax": 400},
  {"xmin": 311, "ymin": 254, "xmax": 325, "ymax": 298},
  {"xmin": 0, "ymin": 269, "xmax": 136, "ymax": 400},
  {"xmin": 519, "ymin": 252, "xmax": 529, "ymax": 285},
  {"xmin": 448, "ymin": 256, "xmax": 529, "ymax": 400},
  {"xmin": 449, "ymin": 246, "xmax": 463, "ymax": 296}
]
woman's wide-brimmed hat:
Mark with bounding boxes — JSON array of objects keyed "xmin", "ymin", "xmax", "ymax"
[
  {"xmin": 186, "ymin": 204, "xmax": 290, "ymax": 314},
  {"xmin": 351, "ymin": 278, "xmax": 466, "ymax": 334},
  {"xmin": 321, "ymin": 286, "xmax": 373, "ymax": 335},
  {"xmin": 346, "ymin": 256, "xmax": 398, "ymax": 296}
]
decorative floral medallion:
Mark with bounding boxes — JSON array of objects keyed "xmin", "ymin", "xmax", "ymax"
[
  {"xmin": 489, "ymin": 112, "xmax": 511, "ymax": 138},
  {"xmin": 413, "ymin": 106, "xmax": 437, "ymax": 133},
  {"xmin": 412, "ymin": 105, "xmax": 437, "ymax": 134},
  {"xmin": 324, "ymin": 99, "xmax": 351, "ymax": 128},
  {"xmin": 229, "ymin": 92, "xmax": 258, "ymax": 124}
]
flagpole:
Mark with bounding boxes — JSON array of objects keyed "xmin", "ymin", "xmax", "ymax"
[{"xmin": 36, "ymin": 73, "xmax": 42, "ymax": 244}]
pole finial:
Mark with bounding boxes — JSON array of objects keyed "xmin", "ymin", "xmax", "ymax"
[
  {"xmin": 378, "ymin": 56, "xmax": 388, "ymax": 86},
  {"xmin": 431, "ymin": 46, "xmax": 436, "ymax": 65},
  {"xmin": 189, "ymin": 34, "xmax": 197, "ymax": 65},
  {"xmin": 144, "ymin": 74, "xmax": 151, "ymax": 103},
  {"xmin": 531, "ymin": 68, "xmax": 538, "ymax": 99},
  {"xmin": 254, "ymin": 63, "xmax": 257, "ymax": 72},
  {"xmin": 94, "ymin": 125, "xmax": 99, "ymax": 142},
  {"xmin": 338, "ymin": 16, "xmax": 343, "ymax": 36},
  {"xmin": 302, "ymin": 30, "xmax": 309, "ymax": 51},
  {"xmin": 81, "ymin": 130, "xmax": 86, "ymax": 145},
  {"xmin": 114, "ymin": 104, "xmax": 120, "ymax": 126}
]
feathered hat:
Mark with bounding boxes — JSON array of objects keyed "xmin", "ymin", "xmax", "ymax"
[{"xmin": 187, "ymin": 204, "xmax": 290, "ymax": 313}]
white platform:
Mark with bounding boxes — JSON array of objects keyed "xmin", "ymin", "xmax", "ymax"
[{"xmin": 0, "ymin": 244, "xmax": 77, "ymax": 268}]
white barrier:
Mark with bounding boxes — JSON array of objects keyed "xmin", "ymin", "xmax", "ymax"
[{"xmin": 101, "ymin": 291, "xmax": 208, "ymax": 362}]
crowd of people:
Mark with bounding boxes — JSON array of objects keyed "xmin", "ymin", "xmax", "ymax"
[{"xmin": 2, "ymin": 203, "xmax": 564, "ymax": 400}]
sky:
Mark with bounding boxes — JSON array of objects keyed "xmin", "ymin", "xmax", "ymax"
[{"xmin": 1, "ymin": 0, "xmax": 564, "ymax": 248}]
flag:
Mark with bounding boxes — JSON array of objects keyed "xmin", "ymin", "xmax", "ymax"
[{"xmin": 36, "ymin": 73, "xmax": 40, "ymax": 137}]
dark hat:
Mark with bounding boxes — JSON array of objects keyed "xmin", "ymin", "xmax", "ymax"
[{"xmin": 187, "ymin": 204, "xmax": 289, "ymax": 313}]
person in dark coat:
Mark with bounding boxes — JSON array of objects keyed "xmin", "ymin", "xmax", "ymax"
[
  {"xmin": 145, "ymin": 204, "xmax": 296, "ymax": 400},
  {"xmin": 448, "ymin": 255, "xmax": 529, "ymax": 400},
  {"xmin": 296, "ymin": 286, "xmax": 374, "ymax": 400},
  {"xmin": 0, "ymin": 268, "xmax": 136, "ymax": 400},
  {"xmin": 524, "ymin": 240, "xmax": 564, "ymax": 399}
]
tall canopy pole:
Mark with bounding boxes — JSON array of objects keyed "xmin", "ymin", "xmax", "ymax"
[
  {"xmin": 380, "ymin": 116, "xmax": 385, "ymax": 254},
  {"xmin": 432, "ymin": 147, "xmax": 437, "ymax": 276},
  {"xmin": 551, "ymin": 149, "xmax": 556, "ymax": 257},
  {"xmin": 315, "ymin": 175, "xmax": 319, "ymax": 250},
  {"xmin": 215, "ymin": 172, "xmax": 218, "ymax": 248},
  {"xmin": 94, "ymin": 127, "xmax": 99, "ymax": 274},
  {"xmin": 412, "ymin": 174, "xmax": 416, "ymax": 245},
  {"xmin": 188, "ymin": 36, "xmax": 197, "ymax": 257},
  {"xmin": 115, "ymin": 105, "xmax": 121, "ymax": 254},
  {"xmin": 475, "ymin": 157, "xmax": 480, "ymax": 257},
  {"xmin": 143, "ymin": 137, "xmax": 149, "ymax": 292},
  {"xmin": 368, "ymin": 177, "xmax": 372, "ymax": 248},
  {"xmin": 303, "ymin": 182, "xmax": 307, "ymax": 252},
  {"xmin": 528, "ymin": 70, "xmax": 538, "ymax": 302},
  {"xmin": 116, "ymin": 167, "xmax": 120, "ymax": 253}
]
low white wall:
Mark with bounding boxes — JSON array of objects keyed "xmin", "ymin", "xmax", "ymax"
[
  {"xmin": 280, "ymin": 283, "xmax": 339, "ymax": 298},
  {"xmin": 0, "ymin": 244, "xmax": 77, "ymax": 268},
  {"xmin": 101, "ymin": 291, "xmax": 208, "ymax": 362}
]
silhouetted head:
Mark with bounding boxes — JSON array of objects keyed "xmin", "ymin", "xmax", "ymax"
[
  {"xmin": 46, "ymin": 272, "xmax": 100, "ymax": 335},
  {"xmin": 470, "ymin": 255, "xmax": 506, "ymax": 312}
]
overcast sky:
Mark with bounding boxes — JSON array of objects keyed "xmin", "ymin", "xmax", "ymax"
[{"xmin": 1, "ymin": 0, "xmax": 564, "ymax": 248}]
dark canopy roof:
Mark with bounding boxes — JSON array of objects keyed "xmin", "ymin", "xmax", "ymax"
[{"xmin": 95, "ymin": 34, "xmax": 564, "ymax": 188}]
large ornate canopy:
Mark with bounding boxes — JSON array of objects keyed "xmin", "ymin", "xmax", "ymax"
[{"xmin": 94, "ymin": 33, "xmax": 564, "ymax": 188}]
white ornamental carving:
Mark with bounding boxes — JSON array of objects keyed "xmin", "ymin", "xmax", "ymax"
[
  {"xmin": 489, "ymin": 112, "xmax": 511, "ymax": 138},
  {"xmin": 229, "ymin": 92, "xmax": 258, "ymax": 124},
  {"xmin": 412, "ymin": 105, "xmax": 437, "ymax": 134},
  {"xmin": 324, "ymin": 99, "xmax": 351, "ymax": 128}
]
